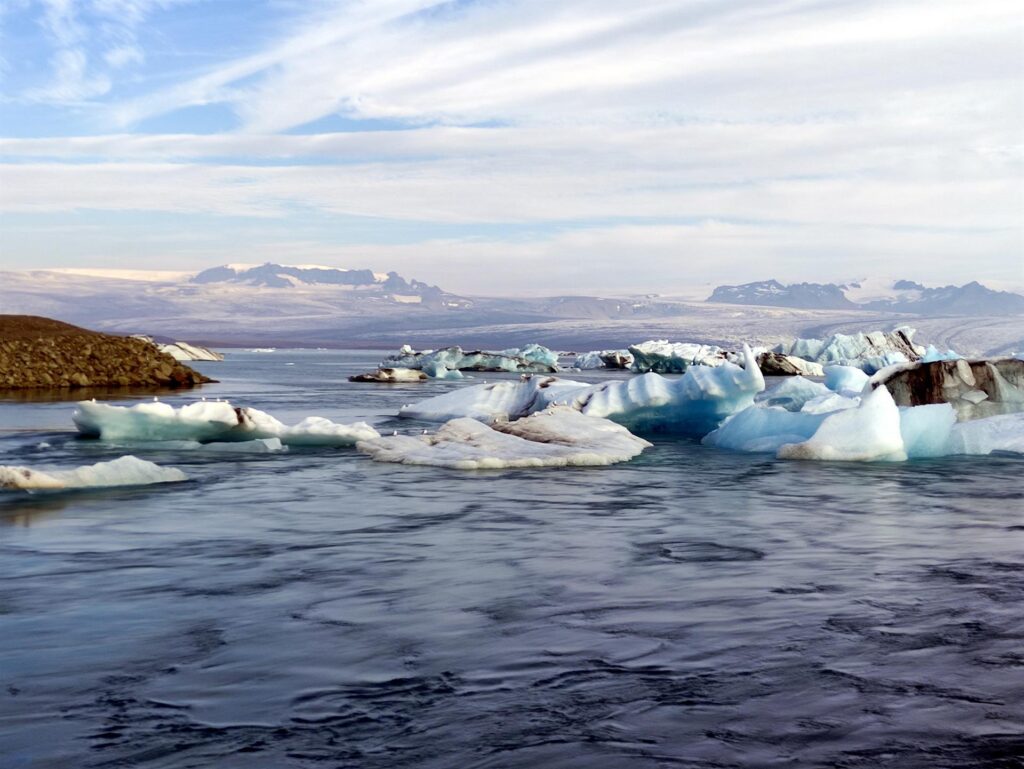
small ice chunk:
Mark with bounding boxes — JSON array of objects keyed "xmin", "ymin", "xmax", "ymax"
[{"xmin": 0, "ymin": 456, "xmax": 187, "ymax": 491}]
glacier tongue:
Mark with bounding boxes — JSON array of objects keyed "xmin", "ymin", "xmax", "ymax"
[
  {"xmin": 359, "ymin": 407, "xmax": 651, "ymax": 469},
  {"xmin": 72, "ymin": 400, "xmax": 379, "ymax": 446},
  {"xmin": 0, "ymin": 455, "xmax": 187, "ymax": 491}
]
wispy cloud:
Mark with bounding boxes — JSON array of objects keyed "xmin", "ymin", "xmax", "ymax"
[{"xmin": 0, "ymin": 0, "xmax": 1021, "ymax": 290}]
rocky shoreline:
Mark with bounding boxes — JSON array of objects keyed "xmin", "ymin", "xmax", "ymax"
[{"xmin": 0, "ymin": 315, "xmax": 213, "ymax": 391}]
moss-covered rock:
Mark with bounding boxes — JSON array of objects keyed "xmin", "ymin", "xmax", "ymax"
[{"xmin": 0, "ymin": 315, "xmax": 213, "ymax": 391}]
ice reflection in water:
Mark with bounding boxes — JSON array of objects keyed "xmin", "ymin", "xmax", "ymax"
[{"xmin": 0, "ymin": 351, "xmax": 1021, "ymax": 768}]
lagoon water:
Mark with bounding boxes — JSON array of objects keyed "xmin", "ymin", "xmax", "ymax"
[{"xmin": 1, "ymin": 351, "xmax": 1022, "ymax": 768}]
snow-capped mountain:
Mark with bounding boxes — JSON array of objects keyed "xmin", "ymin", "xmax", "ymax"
[
  {"xmin": 707, "ymin": 280, "xmax": 855, "ymax": 310},
  {"xmin": 190, "ymin": 262, "xmax": 450, "ymax": 301},
  {"xmin": 707, "ymin": 279, "xmax": 1024, "ymax": 316}
]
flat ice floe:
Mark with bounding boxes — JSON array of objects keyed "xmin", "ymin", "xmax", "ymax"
[
  {"xmin": 359, "ymin": 407, "xmax": 652, "ymax": 469},
  {"xmin": 401, "ymin": 346, "xmax": 764, "ymax": 436},
  {"xmin": 0, "ymin": 455, "xmax": 187, "ymax": 491},
  {"xmin": 73, "ymin": 400, "xmax": 379, "ymax": 446}
]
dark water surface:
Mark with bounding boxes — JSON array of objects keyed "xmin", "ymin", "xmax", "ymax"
[{"xmin": 1, "ymin": 351, "xmax": 1022, "ymax": 768}]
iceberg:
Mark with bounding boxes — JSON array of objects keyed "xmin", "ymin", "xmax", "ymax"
[
  {"xmin": 871, "ymin": 358, "xmax": 1024, "ymax": 421},
  {"xmin": 381, "ymin": 344, "xmax": 558, "ymax": 378},
  {"xmin": 349, "ymin": 367, "xmax": 427, "ymax": 383},
  {"xmin": 756, "ymin": 352, "xmax": 824, "ymax": 377},
  {"xmin": 950, "ymin": 412, "xmax": 1024, "ymax": 455},
  {"xmin": 775, "ymin": 328, "xmax": 922, "ymax": 373},
  {"xmin": 706, "ymin": 382, "xmax": 1023, "ymax": 461},
  {"xmin": 72, "ymin": 399, "xmax": 379, "ymax": 446},
  {"xmin": 823, "ymin": 365, "xmax": 870, "ymax": 396},
  {"xmin": 574, "ymin": 349, "xmax": 634, "ymax": 370},
  {"xmin": 920, "ymin": 344, "xmax": 962, "ymax": 363},
  {"xmin": 628, "ymin": 340, "xmax": 728, "ymax": 373},
  {"xmin": 401, "ymin": 346, "xmax": 765, "ymax": 436},
  {"xmin": 0, "ymin": 455, "xmax": 187, "ymax": 491},
  {"xmin": 777, "ymin": 386, "xmax": 907, "ymax": 462},
  {"xmin": 756, "ymin": 376, "xmax": 832, "ymax": 411},
  {"xmin": 359, "ymin": 407, "xmax": 651, "ymax": 469},
  {"xmin": 398, "ymin": 376, "xmax": 591, "ymax": 423},
  {"xmin": 703, "ymin": 406, "xmax": 828, "ymax": 453}
]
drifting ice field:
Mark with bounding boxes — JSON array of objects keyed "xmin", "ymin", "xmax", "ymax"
[{"xmin": 0, "ymin": 349, "xmax": 1022, "ymax": 769}]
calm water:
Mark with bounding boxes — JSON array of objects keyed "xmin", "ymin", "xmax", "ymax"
[{"xmin": 1, "ymin": 351, "xmax": 1022, "ymax": 769}]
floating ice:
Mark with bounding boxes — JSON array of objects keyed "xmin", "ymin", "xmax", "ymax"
[
  {"xmin": 920, "ymin": 345, "xmax": 962, "ymax": 363},
  {"xmin": 823, "ymin": 365, "xmax": 870, "ymax": 396},
  {"xmin": 401, "ymin": 346, "xmax": 765, "ymax": 436},
  {"xmin": 708, "ymin": 381, "xmax": 1023, "ymax": 461},
  {"xmin": 398, "ymin": 376, "xmax": 590, "ymax": 423},
  {"xmin": 756, "ymin": 376, "xmax": 832, "ymax": 411},
  {"xmin": 628, "ymin": 340, "xmax": 727, "ymax": 373},
  {"xmin": 775, "ymin": 328, "xmax": 922, "ymax": 373},
  {"xmin": 949, "ymin": 412, "xmax": 1024, "ymax": 455},
  {"xmin": 777, "ymin": 386, "xmax": 907, "ymax": 462},
  {"xmin": 574, "ymin": 349, "xmax": 633, "ymax": 370},
  {"xmin": 703, "ymin": 406, "xmax": 827, "ymax": 453},
  {"xmin": 359, "ymin": 407, "xmax": 651, "ymax": 469},
  {"xmin": 871, "ymin": 358, "xmax": 1024, "ymax": 421},
  {"xmin": 72, "ymin": 400, "xmax": 379, "ymax": 446},
  {"xmin": 755, "ymin": 352, "xmax": 825, "ymax": 377},
  {"xmin": 349, "ymin": 367, "xmax": 427, "ymax": 383},
  {"xmin": 381, "ymin": 344, "xmax": 558, "ymax": 377},
  {"xmin": 0, "ymin": 455, "xmax": 187, "ymax": 491},
  {"xmin": 899, "ymin": 404, "xmax": 957, "ymax": 458}
]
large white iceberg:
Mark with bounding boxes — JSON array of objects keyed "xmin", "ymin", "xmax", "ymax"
[
  {"xmin": 400, "ymin": 346, "xmax": 765, "ymax": 436},
  {"xmin": 775, "ymin": 328, "xmax": 922, "ymax": 373},
  {"xmin": 777, "ymin": 387, "xmax": 907, "ymax": 462},
  {"xmin": 0, "ymin": 455, "xmax": 187, "ymax": 491},
  {"xmin": 628, "ymin": 340, "xmax": 728, "ymax": 373},
  {"xmin": 381, "ymin": 344, "xmax": 558, "ymax": 378},
  {"xmin": 359, "ymin": 407, "xmax": 651, "ymax": 469},
  {"xmin": 72, "ymin": 400, "xmax": 379, "ymax": 446}
]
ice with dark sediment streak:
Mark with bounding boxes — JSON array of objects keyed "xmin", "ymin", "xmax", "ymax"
[
  {"xmin": 359, "ymin": 407, "xmax": 651, "ymax": 469},
  {"xmin": 72, "ymin": 400, "xmax": 379, "ymax": 446},
  {"xmin": 0, "ymin": 455, "xmax": 187, "ymax": 491},
  {"xmin": 401, "ymin": 345, "xmax": 765, "ymax": 436},
  {"xmin": 705, "ymin": 377, "xmax": 1024, "ymax": 461}
]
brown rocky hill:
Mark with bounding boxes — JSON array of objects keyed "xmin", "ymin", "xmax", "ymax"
[{"xmin": 0, "ymin": 315, "xmax": 212, "ymax": 390}]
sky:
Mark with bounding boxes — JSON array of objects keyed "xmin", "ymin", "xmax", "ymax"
[{"xmin": 0, "ymin": 0, "xmax": 1021, "ymax": 296}]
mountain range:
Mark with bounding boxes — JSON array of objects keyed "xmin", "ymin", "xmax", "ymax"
[
  {"xmin": 1, "ymin": 264, "xmax": 1021, "ymax": 355},
  {"xmin": 707, "ymin": 279, "xmax": 1024, "ymax": 315}
]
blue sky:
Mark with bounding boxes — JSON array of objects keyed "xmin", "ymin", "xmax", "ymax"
[{"xmin": 0, "ymin": 0, "xmax": 1021, "ymax": 295}]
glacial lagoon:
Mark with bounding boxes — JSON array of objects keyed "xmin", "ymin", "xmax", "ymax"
[{"xmin": 1, "ymin": 350, "xmax": 1022, "ymax": 767}]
